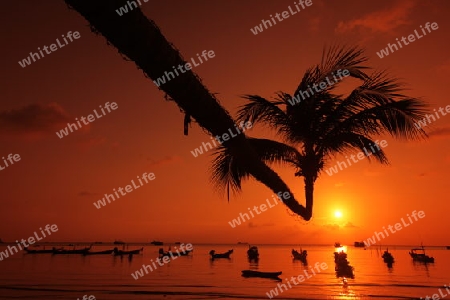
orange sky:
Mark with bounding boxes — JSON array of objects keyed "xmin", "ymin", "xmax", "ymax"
[{"xmin": 1, "ymin": 0, "xmax": 449, "ymax": 245}]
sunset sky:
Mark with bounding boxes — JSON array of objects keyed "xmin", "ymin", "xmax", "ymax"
[{"xmin": 1, "ymin": 0, "xmax": 449, "ymax": 245}]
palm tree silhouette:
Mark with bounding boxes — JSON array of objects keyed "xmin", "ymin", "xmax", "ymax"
[
  {"xmin": 211, "ymin": 46, "xmax": 428, "ymax": 220},
  {"xmin": 64, "ymin": 0, "xmax": 312, "ymax": 219}
]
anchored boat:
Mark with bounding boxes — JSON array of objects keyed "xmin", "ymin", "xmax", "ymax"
[
  {"xmin": 409, "ymin": 246, "xmax": 434, "ymax": 263},
  {"xmin": 209, "ymin": 249, "xmax": 233, "ymax": 259},
  {"xmin": 241, "ymin": 270, "xmax": 282, "ymax": 279}
]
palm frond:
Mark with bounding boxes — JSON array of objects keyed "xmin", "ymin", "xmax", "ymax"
[
  {"xmin": 210, "ymin": 145, "xmax": 250, "ymax": 201},
  {"xmin": 210, "ymin": 138, "xmax": 304, "ymax": 200},
  {"xmin": 293, "ymin": 45, "xmax": 370, "ymax": 97},
  {"xmin": 237, "ymin": 95, "xmax": 290, "ymax": 138}
]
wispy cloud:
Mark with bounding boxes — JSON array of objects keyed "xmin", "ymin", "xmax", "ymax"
[
  {"xmin": 336, "ymin": 0, "xmax": 416, "ymax": 34},
  {"xmin": 248, "ymin": 222, "xmax": 257, "ymax": 228},
  {"xmin": 147, "ymin": 155, "xmax": 181, "ymax": 167},
  {"xmin": 344, "ymin": 222, "xmax": 358, "ymax": 228},
  {"xmin": 0, "ymin": 103, "xmax": 74, "ymax": 140},
  {"xmin": 428, "ymin": 126, "xmax": 450, "ymax": 139}
]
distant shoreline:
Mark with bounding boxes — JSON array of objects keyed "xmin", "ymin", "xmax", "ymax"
[{"xmin": 0, "ymin": 242, "xmax": 448, "ymax": 248}]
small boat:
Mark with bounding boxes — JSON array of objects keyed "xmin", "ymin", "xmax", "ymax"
[
  {"xmin": 53, "ymin": 246, "xmax": 92, "ymax": 255},
  {"xmin": 209, "ymin": 249, "xmax": 233, "ymax": 259},
  {"xmin": 292, "ymin": 249, "xmax": 307, "ymax": 262},
  {"xmin": 237, "ymin": 242, "xmax": 248, "ymax": 244},
  {"xmin": 113, "ymin": 240, "xmax": 125, "ymax": 245},
  {"xmin": 382, "ymin": 249, "xmax": 394, "ymax": 264},
  {"xmin": 83, "ymin": 249, "xmax": 114, "ymax": 255},
  {"xmin": 150, "ymin": 240, "xmax": 163, "ymax": 246},
  {"xmin": 334, "ymin": 251, "xmax": 354, "ymax": 278},
  {"xmin": 409, "ymin": 246, "xmax": 434, "ymax": 263},
  {"xmin": 354, "ymin": 242, "xmax": 365, "ymax": 247},
  {"xmin": 241, "ymin": 270, "xmax": 282, "ymax": 279},
  {"xmin": 159, "ymin": 248, "xmax": 192, "ymax": 258},
  {"xmin": 247, "ymin": 246, "xmax": 259, "ymax": 261},
  {"xmin": 334, "ymin": 251, "xmax": 347, "ymax": 262},
  {"xmin": 334, "ymin": 242, "xmax": 342, "ymax": 248},
  {"xmin": 24, "ymin": 247, "xmax": 60, "ymax": 254},
  {"xmin": 446, "ymin": 246, "xmax": 450, "ymax": 250},
  {"xmin": 113, "ymin": 247, "xmax": 143, "ymax": 256}
]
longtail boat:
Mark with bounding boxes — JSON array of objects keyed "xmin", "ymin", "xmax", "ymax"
[
  {"xmin": 159, "ymin": 248, "xmax": 192, "ymax": 258},
  {"xmin": 292, "ymin": 249, "xmax": 307, "ymax": 262},
  {"xmin": 241, "ymin": 270, "xmax": 282, "ymax": 279},
  {"xmin": 409, "ymin": 246, "xmax": 434, "ymax": 263},
  {"xmin": 52, "ymin": 246, "xmax": 91, "ymax": 255},
  {"xmin": 113, "ymin": 247, "xmax": 143, "ymax": 256},
  {"xmin": 247, "ymin": 246, "xmax": 259, "ymax": 261},
  {"xmin": 209, "ymin": 249, "xmax": 233, "ymax": 259},
  {"xmin": 24, "ymin": 247, "xmax": 60, "ymax": 254},
  {"xmin": 83, "ymin": 249, "xmax": 114, "ymax": 255}
]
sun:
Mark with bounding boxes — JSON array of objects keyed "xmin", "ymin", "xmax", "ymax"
[{"xmin": 334, "ymin": 210, "xmax": 343, "ymax": 218}]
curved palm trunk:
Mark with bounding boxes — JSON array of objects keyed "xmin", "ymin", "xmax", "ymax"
[
  {"xmin": 304, "ymin": 176, "xmax": 314, "ymax": 220},
  {"xmin": 64, "ymin": 0, "xmax": 310, "ymax": 220}
]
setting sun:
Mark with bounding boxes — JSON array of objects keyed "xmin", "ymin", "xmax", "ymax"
[{"xmin": 334, "ymin": 211, "xmax": 343, "ymax": 218}]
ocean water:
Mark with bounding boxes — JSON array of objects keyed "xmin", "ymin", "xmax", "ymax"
[{"xmin": 0, "ymin": 244, "xmax": 449, "ymax": 299}]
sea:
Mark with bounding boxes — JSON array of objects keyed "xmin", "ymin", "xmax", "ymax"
[{"xmin": 0, "ymin": 244, "xmax": 449, "ymax": 299}]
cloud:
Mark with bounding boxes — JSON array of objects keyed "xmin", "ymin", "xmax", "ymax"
[
  {"xmin": 336, "ymin": 0, "xmax": 416, "ymax": 34},
  {"xmin": 0, "ymin": 103, "xmax": 75, "ymax": 140},
  {"xmin": 248, "ymin": 222, "xmax": 257, "ymax": 228},
  {"xmin": 78, "ymin": 191, "xmax": 99, "ymax": 197},
  {"xmin": 428, "ymin": 126, "xmax": 450, "ymax": 138},
  {"xmin": 147, "ymin": 155, "xmax": 181, "ymax": 167},
  {"xmin": 308, "ymin": 17, "xmax": 321, "ymax": 33},
  {"xmin": 344, "ymin": 222, "xmax": 358, "ymax": 228},
  {"xmin": 323, "ymin": 223, "xmax": 340, "ymax": 230}
]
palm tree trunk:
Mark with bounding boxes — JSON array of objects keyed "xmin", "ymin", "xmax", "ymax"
[
  {"xmin": 64, "ymin": 0, "xmax": 310, "ymax": 220},
  {"xmin": 304, "ymin": 176, "xmax": 314, "ymax": 220}
]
